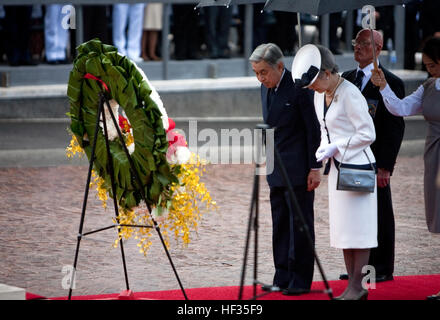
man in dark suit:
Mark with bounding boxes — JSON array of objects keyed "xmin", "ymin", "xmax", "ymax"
[
  {"xmin": 249, "ymin": 43, "xmax": 322, "ymax": 295},
  {"xmin": 341, "ymin": 29, "xmax": 405, "ymax": 282}
]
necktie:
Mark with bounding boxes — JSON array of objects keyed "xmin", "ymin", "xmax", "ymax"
[
  {"xmin": 267, "ymin": 88, "xmax": 276, "ymax": 110},
  {"xmin": 354, "ymin": 70, "xmax": 364, "ymax": 91}
]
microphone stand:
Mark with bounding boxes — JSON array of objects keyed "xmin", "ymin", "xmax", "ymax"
[{"xmin": 238, "ymin": 124, "xmax": 333, "ymax": 300}]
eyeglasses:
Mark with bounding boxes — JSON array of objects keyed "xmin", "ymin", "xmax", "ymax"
[{"xmin": 351, "ymin": 39, "xmax": 372, "ymax": 47}]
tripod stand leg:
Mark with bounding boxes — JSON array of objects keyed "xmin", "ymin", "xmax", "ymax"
[
  {"xmin": 150, "ymin": 218, "xmax": 188, "ymax": 300},
  {"xmin": 253, "ymin": 168, "xmax": 260, "ymax": 298},
  {"xmin": 68, "ymin": 95, "xmax": 104, "ymax": 300},
  {"xmin": 100, "ymin": 94, "xmax": 130, "ymax": 291},
  {"xmin": 238, "ymin": 167, "xmax": 259, "ymax": 300},
  {"xmin": 273, "ymin": 147, "xmax": 333, "ymax": 300}
]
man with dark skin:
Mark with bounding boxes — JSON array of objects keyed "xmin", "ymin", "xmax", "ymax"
[{"xmin": 341, "ymin": 29, "xmax": 405, "ymax": 283}]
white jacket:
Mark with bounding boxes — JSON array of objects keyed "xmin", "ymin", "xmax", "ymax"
[{"xmin": 314, "ymin": 79, "xmax": 376, "ymax": 165}]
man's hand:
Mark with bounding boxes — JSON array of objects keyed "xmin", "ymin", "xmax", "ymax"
[
  {"xmin": 371, "ymin": 68, "xmax": 387, "ymax": 90},
  {"xmin": 377, "ymin": 168, "xmax": 391, "ymax": 188},
  {"xmin": 307, "ymin": 170, "xmax": 321, "ymax": 191}
]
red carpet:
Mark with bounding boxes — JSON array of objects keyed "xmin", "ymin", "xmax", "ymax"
[{"xmin": 45, "ymin": 274, "xmax": 440, "ymax": 300}]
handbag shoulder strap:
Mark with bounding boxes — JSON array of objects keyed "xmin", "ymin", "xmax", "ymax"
[
  {"xmin": 339, "ymin": 137, "xmax": 352, "ymax": 167},
  {"xmin": 339, "ymin": 137, "xmax": 375, "ymax": 171}
]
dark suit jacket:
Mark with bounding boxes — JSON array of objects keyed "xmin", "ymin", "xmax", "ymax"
[
  {"xmin": 342, "ymin": 66, "xmax": 405, "ymax": 174},
  {"xmin": 261, "ymin": 69, "xmax": 322, "ymax": 187}
]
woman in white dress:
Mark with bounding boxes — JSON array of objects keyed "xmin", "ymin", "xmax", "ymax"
[
  {"xmin": 292, "ymin": 44, "xmax": 377, "ymax": 300},
  {"xmin": 141, "ymin": 3, "xmax": 163, "ymax": 61}
]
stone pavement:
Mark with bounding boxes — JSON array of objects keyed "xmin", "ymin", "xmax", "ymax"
[{"xmin": 0, "ymin": 155, "xmax": 439, "ymax": 299}]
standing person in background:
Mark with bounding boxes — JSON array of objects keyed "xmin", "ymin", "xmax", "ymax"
[
  {"xmin": 371, "ymin": 36, "xmax": 440, "ymax": 300},
  {"xmin": 83, "ymin": 5, "xmax": 110, "ymax": 43},
  {"xmin": 252, "ymin": 4, "xmax": 275, "ymax": 50},
  {"xmin": 113, "ymin": 3, "xmax": 145, "ymax": 62},
  {"xmin": 172, "ymin": 4, "xmax": 202, "ymax": 60},
  {"xmin": 142, "ymin": 2, "xmax": 162, "ymax": 61},
  {"xmin": 3, "ymin": 5, "xmax": 36, "ymax": 66},
  {"xmin": 420, "ymin": 0, "xmax": 440, "ymax": 41},
  {"xmin": 271, "ymin": 11, "xmax": 297, "ymax": 56},
  {"xmin": 329, "ymin": 12, "xmax": 342, "ymax": 55},
  {"xmin": 340, "ymin": 29, "xmax": 405, "ymax": 284},
  {"xmin": 45, "ymin": 4, "xmax": 69, "ymax": 64},
  {"xmin": 203, "ymin": 6, "xmax": 232, "ymax": 59},
  {"xmin": 0, "ymin": 6, "xmax": 5, "ymax": 63},
  {"xmin": 30, "ymin": 5, "xmax": 44, "ymax": 64},
  {"xmin": 404, "ymin": 1, "xmax": 422, "ymax": 70}
]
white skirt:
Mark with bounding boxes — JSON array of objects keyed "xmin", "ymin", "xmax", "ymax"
[
  {"xmin": 328, "ymin": 160, "xmax": 378, "ymax": 249},
  {"xmin": 143, "ymin": 3, "xmax": 163, "ymax": 30}
]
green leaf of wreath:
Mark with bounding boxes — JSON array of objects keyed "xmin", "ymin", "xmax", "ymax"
[{"xmin": 67, "ymin": 39, "xmax": 177, "ymax": 211}]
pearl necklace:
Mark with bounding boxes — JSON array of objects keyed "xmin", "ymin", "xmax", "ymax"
[{"xmin": 325, "ymin": 75, "xmax": 343, "ymax": 97}]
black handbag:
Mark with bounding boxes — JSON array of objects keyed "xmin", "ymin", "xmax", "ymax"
[{"xmin": 336, "ymin": 138, "xmax": 376, "ymax": 193}]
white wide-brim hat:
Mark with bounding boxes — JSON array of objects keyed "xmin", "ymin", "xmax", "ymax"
[{"xmin": 291, "ymin": 44, "xmax": 321, "ymax": 88}]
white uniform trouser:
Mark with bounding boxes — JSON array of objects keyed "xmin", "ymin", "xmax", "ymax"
[
  {"xmin": 112, "ymin": 4, "xmax": 145, "ymax": 60},
  {"xmin": 44, "ymin": 4, "xmax": 69, "ymax": 61}
]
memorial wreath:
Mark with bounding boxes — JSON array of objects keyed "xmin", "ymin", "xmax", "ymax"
[{"xmin": 66, "ymin": 39, "xmax": 216, "ymax": 255}]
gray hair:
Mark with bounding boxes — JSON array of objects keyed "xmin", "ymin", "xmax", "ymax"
[
  {"xmin": 316, "ymin": 44, "xmax": 339, "ymax": 74},
  {"xmin": 316, "ymin": 44, "xmax": 339, "ymax": 73},
  {"xmin": 249, "ymin": 43, "xmax": 284, "ymax": 67}
]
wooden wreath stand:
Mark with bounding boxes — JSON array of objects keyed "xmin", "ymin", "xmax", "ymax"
[{"xmin": 67, "ymin": 91, "xmax": 187, "ymax": 300}]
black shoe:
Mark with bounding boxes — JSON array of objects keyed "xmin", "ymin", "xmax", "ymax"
[
  {"xmin": 282, "ymin": 288, "xmax": 310, "ymax": 296},
  {"xmin": 339, "ymin": 273, "xmax": 393, "ymax": 282},
  {"xmin": 261, "ymin": 284, "xmax": 283, "ymax": 292},
  {"xmin": 56, "ymin": 59, "xmax": 70, "ymax": 65},
  {"xmin": 8, "ymin": 60, "xmax": 20, "ymax": 66},
  {"xmin": 426, "ymin": 292, "xmax": 440, "ymax": 300},
  {"xmin": 339, "ymin": 274, "xmax": 349, "ymax": 280},
  {"xmin": 47, "ymin": 59, "xmax": 69, "ymax": 65},
  {"xmin": 218, "ymin": 52, "xmax": 230, "ymax": 59},
  {"xmin": 187, "ymin": 53, "xmax": 203, "ymax": 60},
  {"xmin": 375, "ymin": 274, "xmax": 394, "ymax": 283},
  {"xmin": 21, "ymin": 59, "xmax": 39, "ymax": 66}
]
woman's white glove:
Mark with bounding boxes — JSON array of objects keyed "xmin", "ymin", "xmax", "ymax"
[{"xmin": 315, "ymin": 143, "xmax": 338, "ymax": 162}]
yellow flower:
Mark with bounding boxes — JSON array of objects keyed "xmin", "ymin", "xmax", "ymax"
[
  {"xmin": 90, "ymin": 171, "xmax": 108, "ymax": 209},
  {"xmin": 115, "ymin": 153, "xmax": 217, "ymax": 255},
  {"xmin": 125, "ymin": 132, "xmax": 134, "ymax": 146},
  {"xmin": 66, "ymin": 135, "xmax": 84, "ymax": 158},
  {"xmin": 66, "ymin": 132, "xmax": 217, "ymax": 257}
]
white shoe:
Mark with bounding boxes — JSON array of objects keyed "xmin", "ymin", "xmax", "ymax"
[{"xmin": 129, "ymin": 56, "xmax": 143, "ymax": 63}]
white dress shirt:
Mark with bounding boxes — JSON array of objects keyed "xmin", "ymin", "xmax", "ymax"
[
  {"xmin": 357, "ymin": 61, "xmax": 379, "ymax": 91},
  {"xmin": 379, "ymin": 78, "xmax": 440, "ymax": 117},
  {"xmin": 273, "ymin": 69, "xmax": 286, "ymax": 93}
]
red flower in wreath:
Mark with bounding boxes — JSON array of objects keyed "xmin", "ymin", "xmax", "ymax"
[
  {"xmin": 166, "ymin": 118, "xmax": 190, "ymax": 164},
  {"xmin": 118, "ymin": 114, "xmax": 131, "ymax": 134}
]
